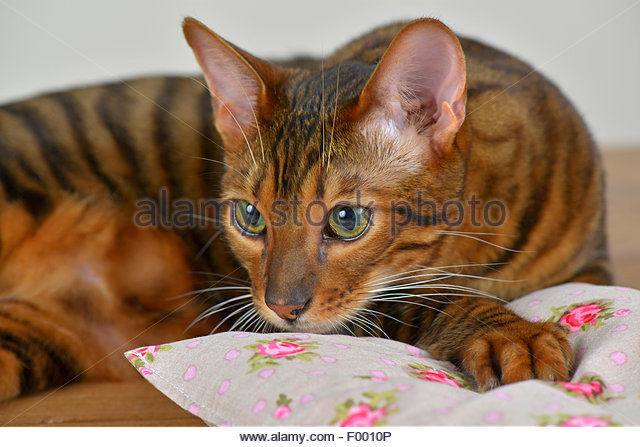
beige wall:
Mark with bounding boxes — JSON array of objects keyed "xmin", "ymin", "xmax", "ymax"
[{"xmin": 1, "ymin": 0, "xmax": 638, "ymax": 147}]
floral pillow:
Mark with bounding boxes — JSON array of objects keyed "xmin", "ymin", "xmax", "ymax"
[{"xmin": 125, "ymin": 283, "xmax": 640, "ymax": 426}]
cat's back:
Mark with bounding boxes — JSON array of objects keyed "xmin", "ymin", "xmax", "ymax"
[
  {"xmin": 327, "ymin": 21, "xmax": 571, "ymax": 115},
  {"xmin": 0, "ymin": 76, "xmax": 222, "ymax": 204},
  {"xmin": 326, "ymin": 21, "xmax": 610, "ymax": 291}
]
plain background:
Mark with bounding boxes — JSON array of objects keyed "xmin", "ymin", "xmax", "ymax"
[{"xmin": 0, "ymin": 0, "xmax": 638, "ymax": 148}]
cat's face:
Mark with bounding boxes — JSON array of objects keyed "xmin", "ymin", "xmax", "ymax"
[{"xmin": 183, "ymin": 18, "xmax": 467, "ymax": 332}]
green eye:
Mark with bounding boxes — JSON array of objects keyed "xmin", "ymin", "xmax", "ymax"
[
  {"xmin": 234, "ymin": 200, "xmax": 266, "ymax": 235},
  {"xmin": 327, "ymin": 206, "xmax": 371, "ymax": 240}
]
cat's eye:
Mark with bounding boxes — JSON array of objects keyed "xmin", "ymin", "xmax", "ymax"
[
  {"xmin": 234, "ymin": 200, "xmax": 266, "ymax": 235},
  {"xmin": 326, "ymin": 206, "xmax": 371, "ymax": 240}
]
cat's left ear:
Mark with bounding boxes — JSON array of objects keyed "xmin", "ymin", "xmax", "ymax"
[
  {"xmin": 183, "ymin": 18, "xmax": 283, "ymax": 148},
  {"xmin": 353, "ymin": 19, "xmax": 467, "ymax": 155}
]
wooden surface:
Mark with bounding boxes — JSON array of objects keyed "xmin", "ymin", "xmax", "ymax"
[
  {"xmin": 0, "ymin": 149, "xmax": 638, "ymax": 427},
  {"xmin": 0, "ymin": 381, "xmax": 206, "ymax": 426},
  {"xmin": 602, "ymin": 149, "xmax": 640, "ymax": 289}
]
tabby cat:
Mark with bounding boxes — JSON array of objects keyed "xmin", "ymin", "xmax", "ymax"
[{"xmin": 0, "ymin": 17, "xmax": 610, "ymax": 403}]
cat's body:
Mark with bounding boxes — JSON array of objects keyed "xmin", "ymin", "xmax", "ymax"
[{"xmin": 0, "ymin": 19, "xmax": 609, "ymax": 402}]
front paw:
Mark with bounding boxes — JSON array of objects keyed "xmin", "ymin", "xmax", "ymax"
[{"xmin": 461, "ymin": 321, "xmax": 573, "ymax": 392}]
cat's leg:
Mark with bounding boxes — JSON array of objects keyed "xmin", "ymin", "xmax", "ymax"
[
  {"xmin": 0, "ymin": 299, "xmax": 86, "ymax": 401},
  {"xmin": 0, "ymin": 199, "xmax": 210, "ymax": 402},
  {"xmin": 418, "ymin": 296, "xmax": 573, "ymax": 391}
]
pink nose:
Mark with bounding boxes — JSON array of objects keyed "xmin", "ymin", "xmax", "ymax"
[{"xmin": 267, "ymin": 303, "xmax": 306, "ymax": 321}]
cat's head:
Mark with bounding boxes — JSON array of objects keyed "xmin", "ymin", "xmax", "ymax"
[{"xmin": 184, "ymin": 18, "xmax": 467, "ymax": 333}]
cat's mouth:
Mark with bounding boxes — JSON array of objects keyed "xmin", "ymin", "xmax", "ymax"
[{"xmin": 257, "ymin": 296, "xmax": 366, "ymax": 335}]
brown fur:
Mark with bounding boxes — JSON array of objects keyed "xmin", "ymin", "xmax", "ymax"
[{"xmin": 0, "ymin": 18, "xmax": 610, "ymax": 401}]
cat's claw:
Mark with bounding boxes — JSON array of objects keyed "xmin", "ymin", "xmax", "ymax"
[{"xmin": 460, "ymin": 321, "xmax": 573, "ymax": 392}]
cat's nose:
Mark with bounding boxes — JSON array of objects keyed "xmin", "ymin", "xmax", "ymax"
[{"xmin": 267, "ymin": 302, "xmax": 306, "ymax": 321}]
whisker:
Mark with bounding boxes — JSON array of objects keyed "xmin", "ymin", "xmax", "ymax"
[
  {"xmin": 190, "ymin": 272, "xmax": 250, "ymax": 284},
  {"xmin": 230, "ymin": 307, "xmax": 258, "ymax": 332},
  {"xmin": 320, "ymin": 55, "xmax": 326, "ymax": 165},
  {"xmin": 371, "ymin": 291, "xmax": 487, "ymax": 303},
  {"xmin": 365, "ymin": 272, "xmax": 454, "ymax": 289},
  {"xmin": 210, "ymin": 301, "xmax": 255, "ymax": 334},
  {"xmin": 193, "ymin": 156, "xmax": 245, "ymax": 176},
  {"xmin": 351, "ymin": 312, "xmax": 389, "ymax": 339},
  {"xmin": 242, "ymin": 310, "xmax": 263, "ymax": 332},
  {"xmin": 393, "ymin": 284, "xmax": 506, "ymax": 303},
  {"xmin": 195, "ymin": 229, "xmax": 224, "ymax": 260},
  {"xmin": 327, "ymin": 63, "xmax": 340, "ymax": 169},
  {"xmin": 254, "ymin": 317, "xmax": 267, "ymax": 334},
  {"xmin": 368, "ymin": 298, "xmax": 452, "ymax": 317},
  {"xmin": 360, "ymin": 307, "xmax": 418, "ymax": 328},
  {"xmin": 185, "ymin": 294, "xmax": 253, "ymax": 332},
  {"xmin": 349, "ymin": 315, "xmax": 377, "ymax": 338},
  {"xmin": 367, "ymin": 291, "xmax": 451, "ymax": 304},
  {"xmin": 166, "ymin": 285, "xmax": 251, "ymax": 301},
  {"xmin": 239, "ymin": 81, "xmax": 265, "ymax": 162},
  {"xmin": 338, "ymin": 319, "xmax": 356, "ymax": 336},
  {"xmin": 436, "ymin": 230, "xmax": 531, "ymax": 253},
  {"xmin": 361, "ymin": 262, "xmax": 508, "ymax": 287},
  {"xmin": 207, "ymin": 89, "xmax": 258, "ymax": 168}
]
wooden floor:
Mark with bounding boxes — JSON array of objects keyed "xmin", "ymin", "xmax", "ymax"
[
  {"xmin": 0, "ymin": 149, "xmax": 638, "ymax": 427},
  {"xmin": 601, "ymin": 150, "xmax": 640, "ymax": 289}
]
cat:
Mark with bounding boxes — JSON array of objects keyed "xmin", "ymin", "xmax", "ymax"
[{"xmin": 0, "ymin": 17, "xmax": 610, "ymax": 403}]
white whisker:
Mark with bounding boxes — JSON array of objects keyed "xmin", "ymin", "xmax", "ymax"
[
  {"xmin": 186, "ymin": 294, "xmax": 252, "ymax": 331},
  {"xmin": 211, "ymin": 302, "xmax": 255, "ymax": 334},
  {"xmin": 436, "ymin": 230, "xmax": 531, "ymax": 253},
  {"xmin": 195, "ymin": 229, "xmax": 224, "ymax": 260},
  {"xmin": 327, "ymin": 63, "xmax": 340, "ymax": 169},
  {"xmin": 207, "ymin": 89, "xmax": 258, "ymax": 168},
  {"xmin": 369, "ymin": 298, "xmax": 452, "ymax": 317},
  {"xmin": 230, "ymin": 307, "xmax": 258, "ymax": 332},
  {"xmin": 360, "ymin": 307, "xmax": 417, "ymax": 328}
]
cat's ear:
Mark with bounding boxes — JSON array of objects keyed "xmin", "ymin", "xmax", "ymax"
[
  {"xmin": 353, "ymin": 19, "xmax": 467, "ymax": 155},
  {"xmin": 183, "ymin": 18, "xmax": 281, "ymax": 147}
]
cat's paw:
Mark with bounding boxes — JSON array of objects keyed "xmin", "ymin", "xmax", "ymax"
[{"xmin": 460, "ymin": 321, "xmax": 573, "ymax": 392}]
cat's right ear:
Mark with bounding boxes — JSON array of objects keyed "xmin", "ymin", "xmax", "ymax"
[{"xmin": 183, "ymin": 18, "xmax": 282, "ymax": 148}]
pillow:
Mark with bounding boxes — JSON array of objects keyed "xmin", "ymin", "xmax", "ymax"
[{"xmin": 125, "ymin": 283, "xmax": 639, "ymax": 426}]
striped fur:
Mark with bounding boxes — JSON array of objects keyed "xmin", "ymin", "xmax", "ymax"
[{"xmin": 0, "ymin": 18, "xmax": 609, "ymax": 400}]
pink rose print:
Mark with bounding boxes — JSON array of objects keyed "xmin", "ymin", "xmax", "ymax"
[
  {"xmin": 186, "ymin": 340, "xmax": 202, "ymax": 349},
  {"xmin": 126, "ymin": 344, "xmax": 172, "ymax": 376},
  {"xmin": 331, "ymin": 389, "xmax": 398, "ymax": 427},
  {"xmin": 253, "ymin": 400, "xmax": 267, "ymax": 414},
  {"xmin": 370, "ymin": 371, "xmax": 388, "ymax": 382},
  {"xmin": 274, "ymin": 405, "xmax": 291, "ymax": 419},
  {"xmin": 415, "ymin": 369, "xmax": 461, "ymax": 388},
  {"xmin": 300, "ymin": 393, "xmax": 315, "ymax": 405},
  {"xmin": 610, "ymin": 351, "xmax": 626, "ymax": 365},
  {"xmin": 225, "ymin": 349, "xmax": 241, "ymax": 360},
  {"xmin": 245, "ymin": 338, "xmax": 320, "ymax": 373},
  {"xmin": 274, "ymin": 394, "xmax": 293, "ymax": 419},
  {"xmin": 533, "ymin": 413, "xmax": 619, "ymax": 427},
  {"xmin": 218, "ymin": 379, "xmax": 230, "ymax": 395},
  {"xmin": 560, "ymin": 416, "xmax": 610, "ymax": 427},
  {"xmin": 561, "ymin": 381, "xmax": 602, "ymax": 397},
  {"xmin": 259, "ymin": 368, "xmax": 275, "ymax": 378},
  {"xmin": 614, "ymin": 309, "xmax": 631, "ymax": 317},
  {"xmin": 336, "ymin": 404, "xmax": 387, "ymax": 427},
  {"xmin": 559, "ymin": 303, "xmax": 604, "ymax": 332},
  {"xmin": 257, "ymin": 341, "xmax": 307, "ymax": 358},
  {"xmin": 552, "ymin": 376, "xmax": 617, "ymax": 404},
  {"xmin": 183, "ymin": 365, "xmax": 197, "ymax": 381},
  {"xmin": 131, "ymin": 345, "xmax": 159, "ymax": 358}
]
